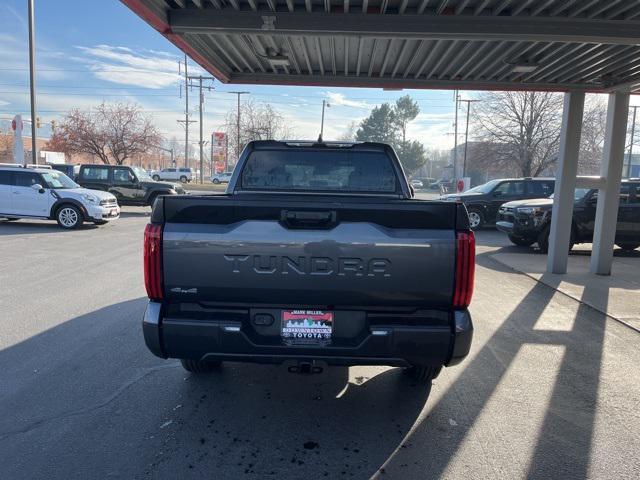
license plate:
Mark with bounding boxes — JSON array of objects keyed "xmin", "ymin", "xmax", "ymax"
[
  {"xmin": 281, "ymin": 310, "xmax": 333, "ymax": 346},
  {"xmin": 110, "ymin": 208, "xmax": 118, "ymax": 216}
]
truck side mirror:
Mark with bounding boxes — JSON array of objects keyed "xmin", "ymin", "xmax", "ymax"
[{"xmin": 493, "ymin": 190, "xmax": 502, "ymax": 197}]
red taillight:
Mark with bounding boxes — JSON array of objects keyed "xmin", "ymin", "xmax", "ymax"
[
  {"xmin": 144, "ymin": 223, "xmax": 163, "ymax": 300},
  {"xmin": 453, "ymin": 231, "xmax": 475, "ymax": 309}
]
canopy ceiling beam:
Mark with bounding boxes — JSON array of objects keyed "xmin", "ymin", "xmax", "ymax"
[{"xmin": 168, "ymin": 10, "xmax": 640, "ymax": 45}]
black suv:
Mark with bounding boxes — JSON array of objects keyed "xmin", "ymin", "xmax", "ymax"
[
  {"xmin": 441, "ymin": 178, "xmax": 555, "ymax": 228},
  {"xmin": 76, "ymin": 164, "xmax": 185, "ymax": 207},
  {"xmin": 496, "ymin": 181, "xmax": 640, "ymax": 253}
]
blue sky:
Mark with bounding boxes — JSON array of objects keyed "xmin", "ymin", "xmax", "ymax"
[{"xmin": 0, "ymin": 0, "xmax": 460, "ymax": 149}]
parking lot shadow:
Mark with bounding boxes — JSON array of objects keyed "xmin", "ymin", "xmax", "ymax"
[
  {"xmin": 0, "ymin": 219, "xmax": 99, "ymax": 235},
  {"xmin": 0, "ymin": 298, "xmax": 431, "ymax": 480},
  {"xmin": 375, "ymin": 253, "xmax": 611, "ymax": 479}
]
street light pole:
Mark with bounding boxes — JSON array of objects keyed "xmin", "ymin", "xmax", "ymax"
[
  {"xmin": 199, "ymin": 76, "xmax": 204, "ymax": 184},
  {"xmin": 459, "ymin": 99, "xmax": 480, "ymax": 178},
  {"xmin": 184, "ymin": 53, "xmax": 189, "ymax": 168},
  {"xmin": 28, "ymin": 0, "xmax": 37, "ymax": 165},
  {"xmin": 627, "ymin": 105, "xmax": 638, "ymax": 178},
  {"xmin": 229, "ymin": 91, "xmax": 249, "ymax": 160},
  {"xmin": 452, "ymin": 91, "xmax": 459, "ymax": 183},
  {"xmin": 319, "ymin": 100, "xmax": 326, "ymax": 141}
]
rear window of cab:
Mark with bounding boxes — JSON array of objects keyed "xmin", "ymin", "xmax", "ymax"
[{"xmin": 240, "ymin": 149, "xmax": 398, "ymax": 193}]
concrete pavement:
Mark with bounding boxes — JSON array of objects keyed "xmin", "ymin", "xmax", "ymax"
[{"xmin": 0, "ymin": 213, "xmax": 638, "ymax": 479}]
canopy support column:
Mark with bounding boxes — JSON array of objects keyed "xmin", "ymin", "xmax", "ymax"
[
  {"xmin": 590, "ymin": 92, "xmax": 630, "ymax": 275},
  {"xmin": 547, "ymin": 91, "xmax": 584, "ymax": 274}
]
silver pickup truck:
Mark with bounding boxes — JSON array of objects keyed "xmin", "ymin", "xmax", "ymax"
[{"xmin": 143, "ymin": 141, "xmax": 474, "ymax": 384}]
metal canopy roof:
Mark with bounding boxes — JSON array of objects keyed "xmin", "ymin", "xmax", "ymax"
[{"xmin": 121, "ymin": 0, "xmax": 640, "ymax": 93}]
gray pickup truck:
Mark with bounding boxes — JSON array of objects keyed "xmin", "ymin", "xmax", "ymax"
[{"xmin": 143, "ymin": 141, "xmax": 474, "ymax": 384}]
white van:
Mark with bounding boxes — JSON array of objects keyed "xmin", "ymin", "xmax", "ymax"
[
  {"xmin": 151, "ymin": 167, "xmax": 194, "ymax": 183},
  {"xmin": 0, "ymin": 165, "xmax": 120, "ymax": 229}
]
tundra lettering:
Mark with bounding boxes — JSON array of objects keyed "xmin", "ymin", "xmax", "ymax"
[{"xmin": 223, "ymin": 254, "xmax": 392, "ymax": 277}]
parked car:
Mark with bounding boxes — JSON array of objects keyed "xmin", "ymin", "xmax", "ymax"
[
  {"xmin": 410, "ymin": 179, "xmax": 424, "ymax": 188},
  {"xmin": 416, "ymin": 177, "xmax": 435, "ymax": 188},
  {"xmin": 211, "ymin": 172, "xmax": 233, "ymax": 184},
  {"xmin": 76, "ymin": 164, "xmax": 185, "ymax": 207},
  {"xmin": 429, "ymin": 179, "xmax": 453, "ymax": 191},
  {"xmin": 142, "ymin": 140, "xmax": 475, "ymax": 384},
  {"xmin": 151, "ymin": 167, "xmax": 194, "ymax": 183},
  {"xmin": 496, "ymin": 181, "xmax": 640, "ymax": 253},
  {"xmin": 441, "ymin": 177, "xmax": 555, "ymax": 229},
  {"xmin": 0, "ymin": 165, "xmax": 119, "ymax": 229},
  {"xmin": 48, "ymin": 163, "xmax": 79, "ymax": 179}
]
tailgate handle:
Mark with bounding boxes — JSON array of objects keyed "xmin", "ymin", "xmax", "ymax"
[{"xmin": 280, "ymin": 210, "xmax": 337, "ymax": 229}]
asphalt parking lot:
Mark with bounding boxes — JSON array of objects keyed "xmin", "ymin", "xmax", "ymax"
[{"xmin": 1, "ymin": 209, "xmax": 638, "ymax": 480}]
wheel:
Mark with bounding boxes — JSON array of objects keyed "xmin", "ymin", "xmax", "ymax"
[
  {"xmin": 537, "ymin": 225, "xmax": 574, "ymax": 254},
  {"xmin": 403, "ymin": 365, "xmax": 442, "ymax": 383},
  {"xmin": 617, "ymin": 242, "xmax": 640, "ymax": 251},
  {"xmin": 180, "ymin": 175, "xmax": 188, "ymax": 183},
  {"xmin": 212, "ymin": 178, "xmax": 220, "ymax": 184},
  {"xmin": 152, "ymin": 175, "xmax": 160, "ymax": 181},
  {"xmin": 56, "ymin": 204, "xmax": 83, "ymax": 229},
  {"xmin": 508, "ymin": 234, "xmax": 535, "ymax": 247},
  {"xmin": 180, "ymin": 359, "xmax": 221, "ymax": 373},
  {"xmin": 466, "ymin": 208, "xmax": 483, "ymax": 229}
]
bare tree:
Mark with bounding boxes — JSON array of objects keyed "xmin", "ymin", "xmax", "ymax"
[
  {"xmin": 337, "ymin": 121, "xmax": 358, "ymax": 142},
  {"xmin": 44, "ymin": 102, "xmax": 161, "ymax": 165},
  {"xmin": 224, "ymin": 99, "xmax": 294, "ymax": 160},
  {"xmin": 579, "ymin": 97, "xmax": 608, "ymax": 175},
  {"xmin": 0, "ymin": 126, "xmax": 13, "ymax": 162},
  {"xmin": 473, "ymin": 91, "xmax": 563, "ymax": 177}
]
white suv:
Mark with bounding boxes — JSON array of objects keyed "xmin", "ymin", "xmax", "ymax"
[
  {"xmin": 151, "ymin": 167, "xmax": 194, "ymax": 183},
  {"xmin": 0, "ymin": 165, "xmax": 120, "ymax": 229},
  {"xmin": 211, "ymin": 172, "xmax": 232, "ymax": 184}
]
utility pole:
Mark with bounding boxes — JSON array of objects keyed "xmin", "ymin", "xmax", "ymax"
[
  {"xmin": 459, "ymin": 99, "xmax": 480, "ymax": 178},
  {"xmin": 627, "ymin": 105, "xmax": 638, "ymax": 178},
  {"xmin": 228, "ymin": 91, "xmax": 249, "ymax": 160},
  {"xmin": 28, "ymin": 0, "xmax": 37, "ymax": 165}
]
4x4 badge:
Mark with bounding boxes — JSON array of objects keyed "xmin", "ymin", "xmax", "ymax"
[{"xmin": 170, "ymin": 287, "xmax": 198, "ymax": 294}]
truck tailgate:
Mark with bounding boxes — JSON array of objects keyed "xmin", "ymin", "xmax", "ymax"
[{"xmin": 160, "ymin": 195, "xmax": 459, "ymax": 308}]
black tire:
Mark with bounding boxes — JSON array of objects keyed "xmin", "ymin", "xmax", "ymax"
[
  {"xmin": 180, "ymin": 175, "xmax": 188, "ymax": 183},
  {"xmin": 537, "ymin": 225, "xmax": 574, "ymax": 254},
  {"xmin": 152, "ymin": 175, "xmax": 160, "ymax": 181},
  {"xmin": 180, "ymin": 359, "xmax": 221, "ymax": 373},
  {"xmin": 617, "ymin": 242, "xmax": 640, "ymax": 251},
  {"xmin": 212, "ymin": 178, "xmax": 220, "ymax": 184},
  {"xmin": 508, "ymin": 234, "xmax": 535, "ymax": 247},
  {"xmin": 404, "ymin": 365, "xmax": 442, "ymax": 383},
  {"xmin": 56, "ymin": 204, "xmax": 83, "ymax": 229},
  {"xmin": 466, "ymin": 208, "xmax": 484, "ymax": 229}
]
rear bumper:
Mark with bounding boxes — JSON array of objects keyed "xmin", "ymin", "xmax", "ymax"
[{"xmin": 142, "ymin": 301, "xmax": 473, "ymax": 368}]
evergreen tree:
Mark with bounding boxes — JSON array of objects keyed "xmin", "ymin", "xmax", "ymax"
[{"xmin": 355, "ymin": 95, "xmax": 426, "ymax": 174}]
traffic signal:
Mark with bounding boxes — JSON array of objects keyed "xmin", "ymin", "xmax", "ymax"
[{"xmin": 36, "ymin": 116, "xmax": 41, "ymax": 129}]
